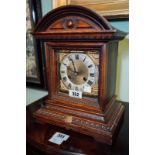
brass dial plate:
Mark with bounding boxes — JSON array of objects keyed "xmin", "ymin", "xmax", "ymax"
[
  {"xmin": 59, "ymin": 50, "xmax": 99, "ymax": 97},
  {"xmin": 67, "ymin": 60, "xmax": 89, "ymax": 85}
]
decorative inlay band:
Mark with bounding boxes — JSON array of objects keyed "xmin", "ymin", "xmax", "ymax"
[
  {"xmin": 35, "ymin": 109, "xmax": 111, "ymax": 132},
  {"xmin": 72, "ymin": 118, "xmax": 111, "ymax": 132}
]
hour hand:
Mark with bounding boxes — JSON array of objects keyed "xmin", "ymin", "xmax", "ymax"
[
  {"xmin": 68, "ymin": 66, "xmax": 74, "ymax": 73},
  {"xmin": 70, "ymin": 59, "xmax": 77, "ymax": 73}
]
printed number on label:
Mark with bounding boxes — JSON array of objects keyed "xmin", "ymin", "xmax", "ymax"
[
  {"xmin": 69, "ymin": 90, "xmax": 82, "ymax": 98},
  {"xmin": 72, "ymin": 91, "xmax": 79, "ymax": 97}
]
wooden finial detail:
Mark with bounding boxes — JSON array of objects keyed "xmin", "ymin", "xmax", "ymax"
[{"xmin": 67, "ymin": 20, "xmax": 73, "ymax": 28}]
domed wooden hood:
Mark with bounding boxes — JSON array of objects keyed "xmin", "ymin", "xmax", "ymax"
[{"xmin": 32, "ymin": 5, "xmax": 126, "ymax": 41}]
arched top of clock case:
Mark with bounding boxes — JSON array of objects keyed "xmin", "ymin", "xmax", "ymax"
[{"xmin": 32, "ymin": 5, "xmax": 126, "ymax": 41}]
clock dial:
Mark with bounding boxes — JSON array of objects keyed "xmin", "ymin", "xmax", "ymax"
[{"xmin": 59, "ymin": 51, "xmax": 99, "ymax": 96}]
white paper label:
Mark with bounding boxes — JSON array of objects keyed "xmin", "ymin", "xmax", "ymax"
[
  {"xmin": 49, "ymin": 132, "xmax": 70, "ymax": 145},
  {"xmin": 69, "ymin": 90, "xmax": 82, "ymax": 98},
  {"xmin": 83, "ymin": 86, "xmax": 91, "ymax": 93}
]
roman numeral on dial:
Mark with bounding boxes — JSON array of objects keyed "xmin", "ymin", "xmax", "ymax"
[
  {"xmin": 63, "ymin": 63, "xmax": 67, "ymax": 66},
  {"xmin": 62, "ymin": 76, "xmax": 67, "ymax": 82},
  {"xmin": 83, "ymin": 57, "xmax": 86, "ymax": 62},
  {"xmin": 88, "ymin": 64, "xmax": 93, "ymax": 68},
  {"xmin": 75, "ymin": 86, "xmax": 79, "ymax": 91},
  {"xmin": 87, "ymin": 80, "xmax": 93, "ymax": 86},
  {"xmin": 61, "ymin": 70, "xmax": 65, "ymax": 74},
  {"xmin": 90, "ymin": 73, "xmax": 95, "ymax": 77},
  {"xmin": 68, "ymin": 83, "xmax": 72, "ymax": 89},
  {"xmin": 75, "ymin": 54, "xmax": 79, "ymax": 60},
  {"xmin": 68, "ymin": 56, "xmax": 72, "ymax": 61}
]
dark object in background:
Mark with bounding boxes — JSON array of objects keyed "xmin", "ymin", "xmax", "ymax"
[{"xmin": 26, "ymin": 0, "xmax": 47, "ymax": 89}]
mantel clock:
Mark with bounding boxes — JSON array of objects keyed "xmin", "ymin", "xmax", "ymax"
[{"xmin": 32, "ymin": 5, "xmax": 126, "ymax": 145}]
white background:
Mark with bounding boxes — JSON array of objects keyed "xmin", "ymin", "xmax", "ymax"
[{"xmin": 0, "ymin": 0, "xmax": 155, "ymax": 155}]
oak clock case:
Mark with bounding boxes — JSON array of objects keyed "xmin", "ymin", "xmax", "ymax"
[{"xmin": 32, "ymin": 5, "xmax": 126, "ymax": 145}]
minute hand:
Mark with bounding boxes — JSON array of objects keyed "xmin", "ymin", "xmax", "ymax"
[{"xmin": 71, "ymin": 59, "xmax": 77, "ymax": 73}]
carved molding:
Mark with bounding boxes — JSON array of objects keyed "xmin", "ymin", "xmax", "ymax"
[
  {"xmin": 34, "ymin": 100, "xmax": 124, "ymax": 134},
  {"xmin": 35, "ymin": 108, "xmax": 111, "ymax": 132}
]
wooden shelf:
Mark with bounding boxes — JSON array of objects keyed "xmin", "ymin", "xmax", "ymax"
[{"xmin": 26, "ymin": 97, "xmax": 129, "ymax": 155}]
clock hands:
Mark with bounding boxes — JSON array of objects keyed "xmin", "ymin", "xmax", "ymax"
[
  {"xmin": 61, "ymin": 53, "xmax": 97, "ymax": 87},
  {"xmin": 68, "ymin": 58, "xmax": 88, "ymax": 82},
  {"xmin": 68, "ymin": 66, "xmax": 75, "ymax": 73},
  {"xmin": 70, "ymin": 59, "xmax": 78, "ymax": 74},
  {"xmin": 68, "ymin": 66, "xmax": 87, "ymax": 83}
]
